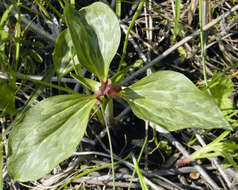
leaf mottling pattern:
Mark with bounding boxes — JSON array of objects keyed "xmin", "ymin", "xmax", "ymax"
[
  {"xmin": 82, "ymin": 2, "xmax": 121, "ymax": 78},
  {"xmin": 7, "ymin": 95, "xmax": 96, "ymax": 181},
  {"xmin": 121, "ymin": 71, "xmax": 231, "ymax": 131},
  {"xmin": 65, "ymin": 2, "xmax": 120, "ymax": 81}
]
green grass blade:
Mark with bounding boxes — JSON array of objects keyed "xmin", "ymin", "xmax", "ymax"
[
  {"xmin": 190, "ymin": 131, "xmax": 232, "ymax": 161},
  {"xmin": 128, "ymin": 136, "xmax": 148, "ymax": 190},
  {"xmin": 22, "ymin": 16, "xmax": 37, "ymax": 35},
  {"xmin": 58, "ymin": 0, "xmax": 65, "ymax": 10},
  {"xmin": 15, "ymin": 0, "xmax": 21, "ymax": 71},
  {"xmin": 132, "ymin": 155, "xmax": 149, "ymax": 190},
  {"xmin": 43, "ymin": 0, "xmax": 66, "ymax": 23},
  {"xmin": 193, "ymin": 152, "xmax": 223, "ymax": 159},
  {"xmin": 210, "ymin": 130, "xmax": 230, "ymax": 145},
  {"xmin": 34, "ymin": 0, "xmax": 50, "ymax": 18},
  {"xmin": 2, "ymin": 65, "xmax": 56, "ymax": 138},
  {"xmin": 116, "ymin": 0, "xmax": 121, "ymax": 19},
  {"xmin": 57, "ymin": 161, "xmax": 120, "ymax": 190},
  {"xmin": 0, "ymin": 4, "xmax": 15, "ymax": 29},
  {"xmin": 18, "ymin": 4, "xmax": 42, "ymax": 17},
  {"xmin": 223, "ymin": 151, "xmax": 238, "ymax": 171},
  {"xmin": 118, "ymin": 0, "xmax": 146, "ymax": 71}
]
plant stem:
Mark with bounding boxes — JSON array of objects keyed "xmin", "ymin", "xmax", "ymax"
[
  {"xmin": 105, "ymin": 122, "xmax": 116, "ymax": 190},
  {"xmin": 199, "ymin": 0, "xmax": 208, "ymax": 87},
  {"xmin": 15, "ymin": 0, "xmax": 21, "ymax": 71},
  {"xmin": 175, "ymin": 0, "xmax": 181, "ymax": 37},
  {"xmin": 70, "ymin": 0, "xmax": 75, "ymax": 7},
  {"xmin": 116, "ymin": 0, "xmax": 121, "ymax": 19},
  {"xmin": 0, "ymin": 132, "xmax": 3, "ymax": 190},
  {"xmin": 101, "ymin": 106, "xmax": 116, "ymax": 190}
]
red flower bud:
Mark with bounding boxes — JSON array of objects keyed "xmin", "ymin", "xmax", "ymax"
[{"xmin": 94, "ymin": 78, "xmax": 121, "ymax": 103}]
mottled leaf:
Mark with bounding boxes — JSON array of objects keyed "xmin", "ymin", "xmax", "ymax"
[
  {"xmin": 64, "ymin": 2, "xmax": 121, "ymax": 81},
  {"xmin": 7, "ymin": 94, "xmax": 97, "ymax": 181},
  {"xmin": 120, "ymin": 71, "xmax": 231, "ymax": 131},
  {"xmin": 53, "ymin": 29, "xmax": 79, "ymax": 80}
]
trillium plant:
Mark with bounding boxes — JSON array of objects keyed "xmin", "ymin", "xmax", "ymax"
[{"xmin": 7, "ymin": 2, "xmax": 231, "ymax": 181}]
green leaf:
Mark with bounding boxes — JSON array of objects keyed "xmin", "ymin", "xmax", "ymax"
[
  {"xmin": 205, "ymin": 73, "xmax": 234, "ymax": 112},
  {"xmin": 71, "ymin": 73, "xmax": 100, "ymax": 92},
  {"xmin": 0, "ymin": 79, "xmax": 16, "ymax": 115},
  {"xmin": 0, "ymin": 29, "xmax": 10, "ymax": 41},
  {"xmin": 120, "ymin": 71, "xmax": 231, "ymax": 131},
  {"xmin": 64, "ymin": 2, "xmax": 121, "ymax": 81},
  {"xmin": 53, "ymin": 29, "xmax": 79, "ymax": 80},
  {"xmin": 7, "ymin": 94, "xmax": 97, "ymax": 181}
]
